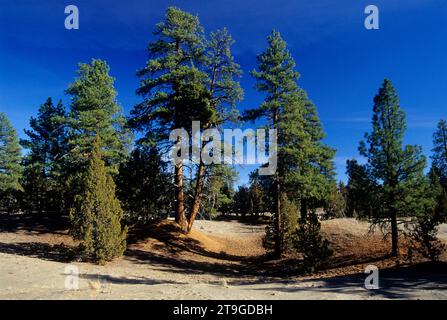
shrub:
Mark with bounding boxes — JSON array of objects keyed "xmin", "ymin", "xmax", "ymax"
[
  {"xmin": 69, "ymin": 135, "xmax": 127, "ymax": 264},
  {"xmin": 295, "ymin": 210, "xmax": 332, "ymax": 272}
]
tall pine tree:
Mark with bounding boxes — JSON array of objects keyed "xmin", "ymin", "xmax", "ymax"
[
  {"xmin": 131, "ymin": 8, "xmax": 242, "ymax": 232},
  {"xmin": 66, "ymin": 59, "xmax": 131, "ymax": 174},
  {"xmin": 188, "ymin": 27, "xmax": 243, "ymax": 231},
  {"xmin": 131, "ymin": 7, "xmax": 209, "ymax": 231},
  {"xmin": 245, "ymin": 30, "xmax": 334, "ymax": 257},
  {"xmin": 0, "ymin": 112, "xmax": 22, "ymax": 191},
  {"xmin": 429, "ymin": 120, "xmax": 447, "ymax": 221},
  {"xmin": 245, "ymin": 30, "xmax": 299, "ymax": 257},
  {"xmin": 431, "ymin": 119, "xmax": 447, "ymax": 186},
  {"xmin": 0, "ymin": 112, "xmax": 22, "ymax": 211},
  {"xmin": 20, "ymin": 98, "xmax": 67, "ymax": 212},
  {"xmin": 359, "ymin": 79, "xmax": 426, "ymax": 256}
]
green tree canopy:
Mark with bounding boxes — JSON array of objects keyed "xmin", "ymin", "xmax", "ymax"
[
  {"xmin": 116, "ymin": 144, "xmax": 172, "ymax": 223},
  {"xmin": 201, "ymin": 164, "xmax": 238, "ymax": 218},
  {"xmin": 0, "ymin": 112, "xmax": 22, "ymax": 192},
  {"xmin": 245, "ymin": 30, "xmax": 335, "ymax": 257},
  {"xmin": 131, "ymin": 7, "xmax": 243, "ymax": 232},
  {"xmin": 20, "ymin": 98, "xmax": 67, "ymax": 212},
  {"xmin": 131, "ymin": 7, "xmax": 210, "ymax": 231},
  {"xmin": 66, "ymin": 59, "xmax": 131, "ymax": 174},
  {"xmin": 431, "ymin": 119, "xmax": 447, "ymax": 185},
  {"xmin": 358, "ymin": 79, "xmax": 426, "ymax": 256}
]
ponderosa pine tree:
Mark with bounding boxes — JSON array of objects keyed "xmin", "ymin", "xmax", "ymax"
[
  {"xmin": 359, "ymin": 79, "xmax": 426, "ymax": 256},
  {"xmin": 245, "ymin": 30, "xmax": 335, "ymax": 257},
  {"xmin": 0, "ymin": 112, "xmax": 22, "ymax": 211},
  {"xmin": 65, "ymin": 59, "xmax": 131, "ymax": 213},
  {"xmin": 20, "ymin": 98, "xmax": 67, "ymax": 212},
  {"xmin": 131, "ymin": 7, "xmax": 209, "ymax": 231},
  {"xmin": 426, "ymin": 121, "xmax": 447, "ymax": 224},
  {"xmin": 284, "ymin": 95, "xmax": 336, "ymax": 218},
  {"xmin": 69, "ymin": 135, "xmax": 127, "ymax": 264},
  {"xmin": 66, "ymin": 59, "xmax": 131, "ymax": 174},
  {"xmin": 131, "ymin": 7, "xmax": 242, "ymax": 232},
  {"xmin": 188, "ymin": 27, "xmax": 243, "ymax": 232},
  {"xmin": 244, "ymin": 30, "xmax": 297, "ymax": 257},
  {"xmin": 428, "ymin": 120, "xmax": 447, "ymax": 226}
]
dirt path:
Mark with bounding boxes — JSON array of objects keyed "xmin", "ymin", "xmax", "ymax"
[{"xmin": 0, "ymin": 217, "xmax": 446, "ymax": 300}]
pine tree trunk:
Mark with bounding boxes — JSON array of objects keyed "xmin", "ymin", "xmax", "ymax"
[
  {"xmin": 175, "ymin": 161, "xmax": 187, "ymax": 232},
  {"xmin": 389, "ymin": 180, "xmax": 399, "ymax": 257},
  {"xmin": 188, "ymin": 160, "xmax": 205, "ymax": 233},
  {"xmin": 390, "ymin": 211, "xmax": 399, "ymax": 257},
  {"xmin": 274, "ymin": 177, "xmax": 282, "ymax": 258},
  {"xmin": 172, "ymin": 39, "xmax": 187, "ymax": 232},
  {"xmin": 273, "ymin": 111, "xmax": 282, "ymax": 259},
  {"xmin": 300, "ymin": 198, "xmax": 308, "ymax": 220}
]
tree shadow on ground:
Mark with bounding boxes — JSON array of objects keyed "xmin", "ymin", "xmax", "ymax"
[
  {"xmin": 0, "ymin": 213, "xmax": 69, "ymax": 235},
  {"xmin": 0, "ymin": 241, "xmax": 75, "ymax": 262},
  {"xmin": 234, "ymin": 261, "xmax": 447, "ymax": 299},
  {"xmin": 125, "ymin": 247, "xmax": 274, "ymax": 278},
  {"xmin": 79, "ymin": 273, "xmax": 186, "ymax": 286},
  {"xmin": 329, "ymin": 253, "xmax": 394, "ymax": 269}
]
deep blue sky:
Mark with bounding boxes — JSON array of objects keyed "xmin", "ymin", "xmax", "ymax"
[{"xmin": 1, "ymin": 0, "xmax": 446, "ymax": 185}]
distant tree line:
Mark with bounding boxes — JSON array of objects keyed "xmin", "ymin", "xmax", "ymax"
[{"xmin": 0, "ymin": 7, "xmax": 445, "ymax": 266}]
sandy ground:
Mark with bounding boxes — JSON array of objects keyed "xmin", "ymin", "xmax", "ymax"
[{"xmin": 0, "ymin": 216, "xmax": 446, "ymax": 300}]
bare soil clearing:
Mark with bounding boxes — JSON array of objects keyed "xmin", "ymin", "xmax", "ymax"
[{"xmin": 0, "ymin": 215, "xmax": 446, "ymax": 299}]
